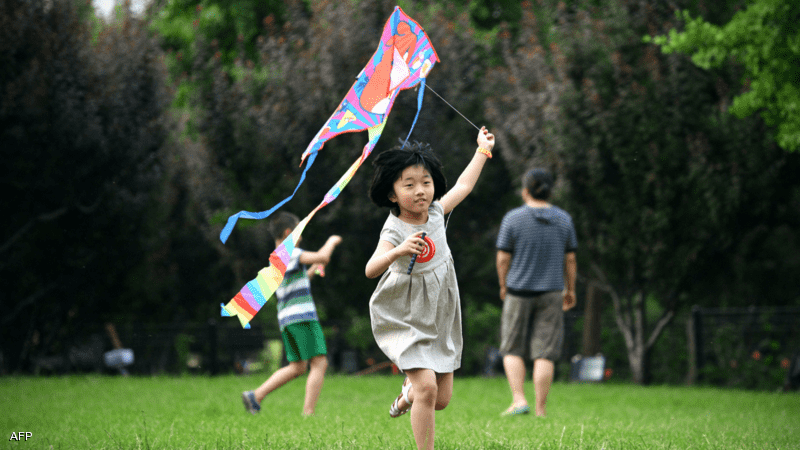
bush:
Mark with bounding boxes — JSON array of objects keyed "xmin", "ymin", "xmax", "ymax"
[
  {"xmin": 461, "ymin": 301, "xmax": 502, "ymax": 375},
  {"xmin": 0, "ymin": 0, "xmax": 170, "ymax": 372}
]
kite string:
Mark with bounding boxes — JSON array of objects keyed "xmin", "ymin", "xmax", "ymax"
[
  {"xmin": 424, "ymin": 84, "xmax": 481, "ymax": 132},
  {"xmin": 425, "ymin": 82, "xmax": 479, "ymax": 231}
]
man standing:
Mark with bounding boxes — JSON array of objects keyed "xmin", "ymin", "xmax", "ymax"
[{"xmin": 496, "ymin": 168, "xmax": 577, "ymax": 417}]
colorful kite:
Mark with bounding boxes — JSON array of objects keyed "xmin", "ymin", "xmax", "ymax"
[{"xmin": 220, "ymin": 6, "xmax": 439, "ymax": 328}]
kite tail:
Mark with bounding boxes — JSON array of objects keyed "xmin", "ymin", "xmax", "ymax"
[
  {"xmin": 401, "ymin": 78, "xmax": 426, "ymax": 149},
  {"xmin": 218, "ymin": 151, "xmax": 318, "ymax": 244}
]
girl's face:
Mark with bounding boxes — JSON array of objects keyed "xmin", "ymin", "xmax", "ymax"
[{"xmin": 389, "ymin": 164, "xmax": 434, "ymax": 218}]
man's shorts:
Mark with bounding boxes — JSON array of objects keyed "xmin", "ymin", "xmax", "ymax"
[
  {"xmin": 499, "ymin": 290, "xmax": 564, "ymax": 361},
  {"xmin": 282, "ymin": 321, "xmax": 327, "ymax": 362}
]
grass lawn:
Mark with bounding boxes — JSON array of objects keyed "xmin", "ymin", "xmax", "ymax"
[{"xmin": 2, "ymin": 374, "xmax": 798, "ymax": 449}]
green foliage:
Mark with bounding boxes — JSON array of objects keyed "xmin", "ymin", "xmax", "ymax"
[
  {"xmin": 486, "ymin": 0, "xmax": 800, "ymax": 384},
  {"xmin": 344, "ymin": 316, "xmax": 375, "ymax": 353},
  {"xmin": 648, "ymin": 0, "xmax": 800, "ymax": 151},
  {"xmin": 697, "ymin": 309, "xmax": 800, "ymax": 391},
  {"xmin": 466, "ymin": 0, "xmax": 522, "ymax": 31},
  {"xmin": 174, "ymin": 333, "xmax": 196, "ymax": 374},
  {"xmin": 461, "ymin": 301, "xmax": 502, "ymax": 374},
  {"xmin": 5, "ymin": 0, "xmax": 799, "ymax": 387},
  {"xmin": 700, "ymin": 322, "xmax": 791, "ymax": 391},
  {"xmin": 154, "ymin": 0, "xmax": 285, "ymax": 70},
  {"xmin": 0, "ymin": 0, "xmax": 171, "ymax": 372},
  {"xmin": 151, "ymin": 0, "xmax": 286, "ymax": 107}
]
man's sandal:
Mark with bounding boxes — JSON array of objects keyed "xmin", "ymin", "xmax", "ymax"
[
  {"xmin": 389, "ymin": 377, "xmax": 413, "ymax": 418},
  {"xmin": 501, "ymin": 404, "xmax": 530, "ymax": 416}
]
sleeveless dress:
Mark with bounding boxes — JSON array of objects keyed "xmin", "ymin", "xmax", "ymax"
[{"xmin": 369, "ymin": 201, "xmax": 463, "ymax": 373}]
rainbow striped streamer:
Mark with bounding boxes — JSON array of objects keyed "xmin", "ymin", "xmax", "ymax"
[{"xmin": 221, "ymin": 6, "xmax": 438, "ymax": 328}]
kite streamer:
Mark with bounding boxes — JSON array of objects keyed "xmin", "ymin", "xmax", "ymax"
[{"xmin": 220, "ymin": 6, "xmax": 439, "ymax": 328}]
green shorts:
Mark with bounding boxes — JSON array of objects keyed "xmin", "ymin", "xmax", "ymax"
[{"xmin": 282, "ymin": 321, "xmax": 327, "ymax": 362}]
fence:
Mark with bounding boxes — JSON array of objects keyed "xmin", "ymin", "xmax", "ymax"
[
  {"xmin": 687, "ymin": 305, "xmax": 800, "ymax": 390},
  {"xmin": 27, "ymin": 319, "xmax": 367, "ymax": 376},
  {"xmin": 23, "ymin": 306, "xmax": 799, "ymax": 387},
  {"xmin": 21, "ymin": 320, "xmax": 283, "ymax": 376},
  {"xmin": 112, "ymin": 319, "xmax": 285, "ymax": 375}
]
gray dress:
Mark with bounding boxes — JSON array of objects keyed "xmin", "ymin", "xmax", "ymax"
[{"xmin": 369, "ymin": 201, "xmax": 463, "ymax": 373}]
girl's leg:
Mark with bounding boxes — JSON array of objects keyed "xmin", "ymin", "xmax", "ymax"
[
  {"xmin": 395, "ymin": 372, "xmax": 451, "ymax": 422},
  {"xmin": 406, "ymin": 368, "xmax": 438, "ymax": 450},
  {"xmin": 503, "ymin": 354, "xmax": 528, "ymax": 410},
  {"xmin": 302, "ymin": 355, "xmax": 328, "ymax": 416},
  {"xmin": 434, "ymin": 372, "xmax": 453, "ymax": 411},
  {"xmin": 254, "ymin": 360, "xmax": 307, "ymax": 403}
]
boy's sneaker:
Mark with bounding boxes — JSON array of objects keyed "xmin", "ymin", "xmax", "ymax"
[{"xmin": 242, "ymin": 391, "xmax": 261, "ymax": 414}]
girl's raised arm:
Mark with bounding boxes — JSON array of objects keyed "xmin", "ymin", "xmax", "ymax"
[{"xmin": 439, "ymin": 127, "xmax": 495, "ymax": 214}]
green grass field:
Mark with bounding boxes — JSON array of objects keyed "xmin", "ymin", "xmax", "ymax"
[{"xmin": 2, "ymin": 374, "xmax": 798, "ymax": 449}]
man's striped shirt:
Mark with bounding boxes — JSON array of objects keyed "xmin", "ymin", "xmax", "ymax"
[{"xmin": 496, "ymin": 205, "xmax": 578, "ymax": 293}]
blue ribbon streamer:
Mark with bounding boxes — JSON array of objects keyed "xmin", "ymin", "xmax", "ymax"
[
  {"xmin": 219, "ymin": 79, "xmax": 427, "ymax": 244},
  {"xmin": 400, "ymin": 78, "xmax": 426, "ymax": 150},
  {"xmin": 219, "ymin": 151, "xmax": 317, "ymax": 243}
]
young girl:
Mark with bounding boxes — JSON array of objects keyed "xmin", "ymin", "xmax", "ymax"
[{"xmin": 365, "ymin": 127, "xmax": 495, "ymax": 450}]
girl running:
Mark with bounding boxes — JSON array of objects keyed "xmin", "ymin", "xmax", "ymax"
[{"xmin": 365, "ymin": 127, "xmax": 495, "ymax": 450}]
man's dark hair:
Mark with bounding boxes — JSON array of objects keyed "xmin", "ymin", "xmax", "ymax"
[
  {"xmin": 369, "ymin": 140, "xmax": 448, "ymax": 212},
  {"xmin": 269, "ymin": 211, "xmax": 300, "ymax": 239},
  {"xmin": 524, "ymin": 168, "xmax": 554, "ymax": 200}
]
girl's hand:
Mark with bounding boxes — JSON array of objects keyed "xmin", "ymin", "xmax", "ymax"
[
  {"xmin": 395, "ymin": 231, "xmax": 427, "ymax": 257},
  {"xmin": 477, "ymin": 126, "xmax": 495, "ymax": 151}
]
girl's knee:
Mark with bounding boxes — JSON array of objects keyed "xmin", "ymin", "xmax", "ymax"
[
  {"xmin": 434, "ymin": 387, "xmax": 452, "ymax": 410},
  {"xmin": 413, "ymin": 380, "xmax": 438, "ymax": 405}
]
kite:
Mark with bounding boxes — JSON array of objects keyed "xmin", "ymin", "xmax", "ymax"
[{"xmin": 220, "ymin": 6, "xmax": 439, "ymax": 328}]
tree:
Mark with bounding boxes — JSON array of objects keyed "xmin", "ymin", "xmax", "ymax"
[
  {"xmin": 0, "ymin": 0, "xmax": 171, "ymax": 372},
  {"xmin": 485, "ymin": 0, "xmax": 800, "ymax": 383},
  {"xmin": 150, "ymin": 0, "xmax": 286, "ymax": 107},
  {"xmin": 648, "ymin": 0, "xmax": 800, "ymax": 152}
]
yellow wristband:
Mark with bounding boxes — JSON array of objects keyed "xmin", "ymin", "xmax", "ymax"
[{"xmin": 477, "ymin": 147, "xmax": 492, "ymax": 158}]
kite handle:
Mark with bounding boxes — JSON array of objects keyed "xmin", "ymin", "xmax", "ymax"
[{"xmin": 406, "ymin": 232, "xmax": 427, "ymax": 275}]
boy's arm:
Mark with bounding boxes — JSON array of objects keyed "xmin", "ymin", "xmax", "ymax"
[
  {"xmin": 299, "ymin": 235, "xmax": 342, "ymax": 266},
  {"xmin": 440, "ymin": 126, "xmax": 495, "ymax": 214},
  {"xmin": 307, "ymin": 263, "xmax": 325, "ymax": 279}
]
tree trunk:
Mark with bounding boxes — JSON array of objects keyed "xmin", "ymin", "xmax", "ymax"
[
  {"xmin": 591, "ymin": 263, "xmax": 675, "ymax": 385},
  {"xmin": 631, "ymin": 292, "xmax": 649, "ymax": 384},
  {"xmin": 582, "ymin": 283, "xmax": 603, "ymax": 356}
]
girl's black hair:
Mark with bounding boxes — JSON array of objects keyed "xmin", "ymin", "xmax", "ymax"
[
  {"xmin": 524, "ymin": 168, "xmax": 554, "ymax": 200},
  {"xmin": 369, "ymin": 140, "xmax": 447, "ymax": 211}
]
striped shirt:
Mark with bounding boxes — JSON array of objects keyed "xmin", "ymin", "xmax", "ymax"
[
  {"xmin": 275, "ymin": 248, "xmax": 319, "ymax": 331},
  {"xmin": 496, "ymin": 205, "xmax": 578, "ymax": 292}
]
